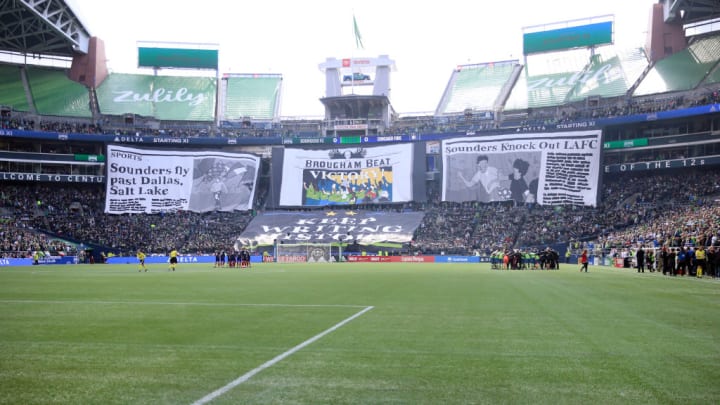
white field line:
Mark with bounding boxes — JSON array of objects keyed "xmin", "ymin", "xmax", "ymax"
[
  {"xmin": 190, "ymin": 305, "xmax": 374, "ymax": 405},
  {"xmin": 0, "ymin": 299, "xmax": 368, "ymax": 308}
]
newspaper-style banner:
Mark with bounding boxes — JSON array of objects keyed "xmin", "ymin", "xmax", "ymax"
[
  {"xmin": 442, "ymin": 130, "xmax": 602, "ymax": 206},
  {"xmin": 105, "ymin": 145, "xmax": 260, "ymax": 214},
  {"xmin": 236, "ymin": 210, "xmax": 425, "ymax": 246},
  {"xmin": 279, "ymin": 144, "xmax": 414, "ymax": 206}
]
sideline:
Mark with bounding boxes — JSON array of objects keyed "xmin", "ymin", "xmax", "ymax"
[{"xmin": 190, "ymin": 305, "xmax": 375, "ymax": 405}]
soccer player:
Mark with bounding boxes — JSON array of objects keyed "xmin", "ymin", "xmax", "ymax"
[
  {"xmin": 169, "ymin": 248, "xmax": 178, "ymax": 271},
  {"xmin": 228, "ymin": 251, "xmax": 237, "ymax": 268},
  {"xmin": 579, "ymin": 249, "xmax": 589, "ymax": 272},
  {"xmin": 241, "ymin": 248, "xmax": 250, "ymax": 268},
  {"xmin": 136, "ymin": 250, "xmax": 147, "ymax": 272},
  {"xmin": 220, "ymin": 250, "xmax": 227, "ymax": 268},
  {"xmin": 214, "ymin": 250, "xmax": 221, "ymax": 268}
]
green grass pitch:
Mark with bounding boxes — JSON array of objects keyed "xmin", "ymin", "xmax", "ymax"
[{"xmin": 1, "ymin": 262, "xmax": 719, "ymax": 404}]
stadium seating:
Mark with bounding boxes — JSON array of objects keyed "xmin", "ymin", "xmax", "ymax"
[
  {"xmin": 564, "ymin": 47, "xmax": 649, "ymax": 102},
  {"xmin": 436, "ymin": 61, "xmax": 519, "ymax": 114},
  {"xmin": 95, "ymin": 73, "xmax": 154, "ymax": 117},
  {"xmin": 504, "ymin": 48, "xmax": 592, "ymax": 110},
  {"xmin": 2, "ymin": 149, "xmax": 720, "ymax": 259},
  {"xmin": 0, "ymin": 64, "xmax": 31, "ymax": 112},
  {"xmin": 222, "ymin": 75, "xmax": 282, "ymax": 121},
  {"xmin": 3, "ymin": 9, "xmax": 720, "ymax": 263},
  {"xmin": 705, "ymin": 58, "xmax": 720, "ymax": 85},
  {"xmin": 634, "ymin": 32, "xmax": 720, "ymax": 96},
  {"xmin": 25, "ymin": 67, "xmax": 92, "ymax": 118}
]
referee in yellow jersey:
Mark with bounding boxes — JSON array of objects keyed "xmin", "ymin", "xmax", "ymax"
[
  {"xmin": 169, "ymin": 248, "xmax": 178, "ymax": 271},
  {"xmin": 136, "ymin": 250, "xmax": 147, "ymax": 272}
]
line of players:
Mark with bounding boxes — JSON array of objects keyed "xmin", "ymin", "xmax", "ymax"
[
  {"xmin": 214, "ymin": 249, "xmax": 251, "ymax": 268},
  {"xmin": 490, "ymin": 248, "xmax": 561, "ymax": 270},
  {"xmin": 134, "ymin": 248, "xmax": 250, "ymax": 272}
]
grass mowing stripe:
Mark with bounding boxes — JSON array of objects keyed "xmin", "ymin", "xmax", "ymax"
[
  {"xmin": 190, "ymin": 305, "xmax": 374, "ymax": 405},
  {"xmin": 0, "ymin": 299, "xmax": 368, "ymax": 308}
]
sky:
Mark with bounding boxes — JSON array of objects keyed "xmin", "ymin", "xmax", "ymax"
[{"xmin": 65, "ymin": 0, "xmax": 659, "ymax": 118}]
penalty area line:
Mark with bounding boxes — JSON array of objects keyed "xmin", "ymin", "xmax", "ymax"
[{"xmin": 190, "ymin": 305, "xmax": 374, "ymax": 405}]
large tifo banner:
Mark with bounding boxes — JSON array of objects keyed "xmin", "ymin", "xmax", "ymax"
[
  {"xmin": 442, "ymin": 130, "xmax": 602, "ymax": 206},
  {"xmin": 105, "ymin": 145, "xmax": 260, "ymax": 214},
  {"xmin": 278, "ymin": 144, "xmax": 415, "ymax": 206},
  {"xmin": 236, "ymin": 210, "xmax": 425, "ymax": 246}
]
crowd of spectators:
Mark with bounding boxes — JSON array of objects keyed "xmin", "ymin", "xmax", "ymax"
[
  {"xmin": 1, "ymin": 187, "xmax": 77, "ymax": 258},
  {"xmin": 595, "ymin": 204, "xmax": 720, "ymax": 251},
  {"xmin": 0, "ymin": 224, "xmax": 74, "ymax": 258},
  {"xmin": 589, "ymin": 170, "xmax": 720, "ymax": 252},
  {"xmin": 410, "ymin": 183, "xmax": 521, "ymax": 255},
  {"xmin": 2, "ymin": 57, "xmax": 719, "ymax": 262},
  {"xmin": 508, "ymin": 87, "xmax": 720, "ymax": 132},
  {"xmin": 0, "ymin": 184, "xmax": 256, "ymax": 257},
  {"xmin": 373, "ymin": 164, "xmax": 719, "ymax": 257},
  {"xmin": 3, "ymin": 101, "xmax": 720, "ymax": 261},
  {"xmin": 1, "ymin": 117, "xmax": 100, "ymax": 134},
  {"xmin": 411, "ymin": 166, "xmax": 720, "ymax": 255},
  {"xmin": 3, "ymin": 164, "xmax": 720, "ymax": 259},
  {"xmin": 2, "ymin": 165, "xmax": 719, "ymax": 260},
  {"xmin": 4, "ymin": 87, "xmax": 718, "ymax": 140}
]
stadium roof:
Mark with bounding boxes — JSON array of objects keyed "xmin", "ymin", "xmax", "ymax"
[
  {"xmin": 663, "ymin": 0, "xmax": 720, "ymax": 24},
  {"xmin": 0, "ymin": 0, "xmax": 91, "ymax": 57}
]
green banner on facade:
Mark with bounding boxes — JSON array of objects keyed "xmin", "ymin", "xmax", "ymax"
[{"xmin": 603, "ymin": 138, "xmax": 648, "ymax": 149}]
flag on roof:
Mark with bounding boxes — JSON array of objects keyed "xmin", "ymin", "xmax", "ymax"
[{"xmin": 353, "ymin": 14, "xmax": 364, "ymax": 50}]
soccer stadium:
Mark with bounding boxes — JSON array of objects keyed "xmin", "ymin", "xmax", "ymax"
[{"xmin": 1, "ymin": 0, "xmax": 720, "ymax": 403}]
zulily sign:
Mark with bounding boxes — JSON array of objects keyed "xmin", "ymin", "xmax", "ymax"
[{"xmin": 95, "ymin": 73, "xmax": 216, "ymax": 121}]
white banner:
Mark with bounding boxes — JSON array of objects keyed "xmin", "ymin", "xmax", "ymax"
[
  {"xmin": 279, "ymin": 144, "xmax": 414, "ymax": 206},
  {"xmin": 237, "ymin": 210, "xmax": 426, "ymax": 246},
  {"xmin": 106, "ymin": 145, "xmax": 260, "ymax": 214},
  {"xmin": 442, "ymin": 130, "xmax": 602, "ymax": 206}
]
